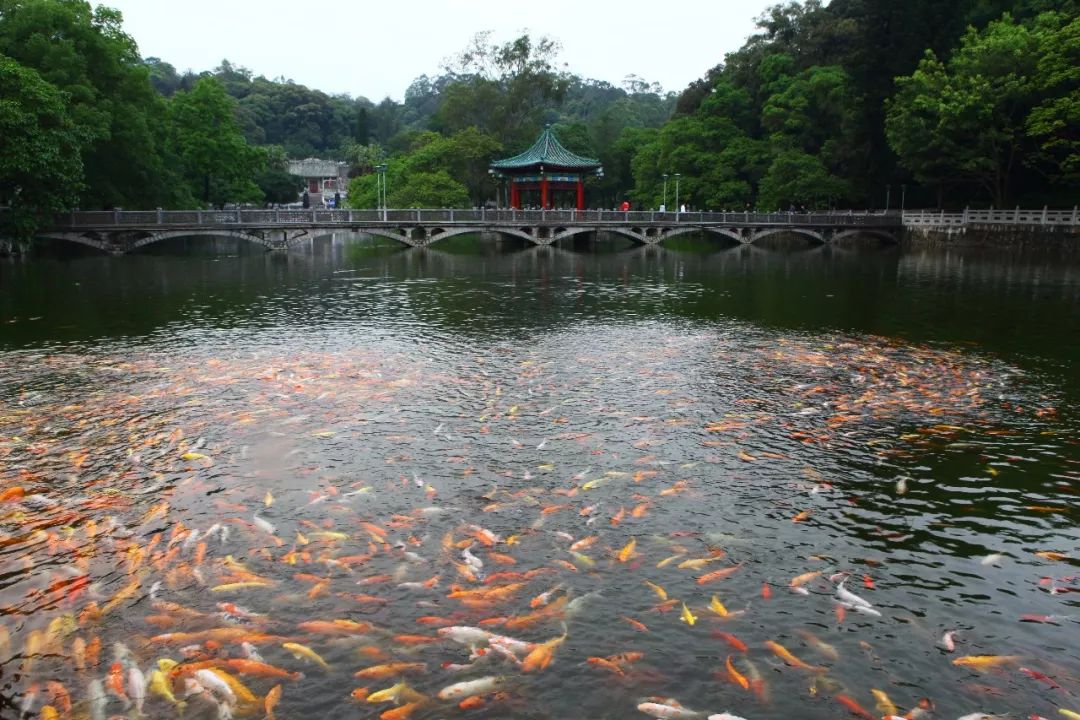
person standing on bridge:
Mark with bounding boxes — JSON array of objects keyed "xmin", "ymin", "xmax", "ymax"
[{"xmin": 620, "ymin": 200, "xmax": 630, "ymax": 212}]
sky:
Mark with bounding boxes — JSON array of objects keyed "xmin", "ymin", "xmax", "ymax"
[{"xmin": 97, "ymin": 0, "xmax": 775, "ymax": 100}]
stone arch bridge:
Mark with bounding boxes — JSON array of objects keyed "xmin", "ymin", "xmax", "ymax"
[{"xmin": 42, "ymin": 208, "xmax": 902, "ymax": 254}]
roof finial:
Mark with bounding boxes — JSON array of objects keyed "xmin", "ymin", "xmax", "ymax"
[{"xmin": 544, "ymin": 123, "xmax": 551, "ymax": 130}]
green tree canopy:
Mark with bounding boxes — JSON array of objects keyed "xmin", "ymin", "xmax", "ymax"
[
  {"xmin": 170, "ymin": 77, "xmax": 264, "ymax": 206},
  {"xmin": 0, "ymin": 54, "xmax": 84, "ymax": 243}
]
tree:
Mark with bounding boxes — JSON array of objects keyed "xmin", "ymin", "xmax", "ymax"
[
  {"xmin": 255, "ymin": 145, "xmax": 303, "ymax": 205},
  {"xmin": 886, "ymin": 14, "xmax": 1043, "ymax": 205},
  {"xmin": 170, "ymin": 77, "xmax": 264, "ymax": 206},
  {"xmin": 757, "ymin": 149, "xmax": 848, "ymax": 209},
  {"xmin": 1025, "ymin": 13, "xmax": 1079, "ymax": 184},
  {"xmin": 0, "ymin": 0, "xmax": 182, "ymax": 210},
  {"xmin": 0, "ymin": 54, "xmax": 83, "ymax": 245},
  {"xmin": 434, "ymin": 32, "xmax": 572, "ymax": 148}
]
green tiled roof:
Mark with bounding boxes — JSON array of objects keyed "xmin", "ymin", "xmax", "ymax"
[{"xmin": 490, "ymin": 127, "xmax": 602, "ymax": 171}]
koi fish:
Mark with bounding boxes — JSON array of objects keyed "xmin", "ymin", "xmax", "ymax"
[
  {"xmin": 367, "ymin": 681, "xmax": 425, "ymax": 704},
  {"xmin": 224, "ymin": 658, "xmax": 303, "ymax": 680},
  {"xmin": 264, "ymin": 684, "xmax": 282, "ymax": 720},
  {"xmin": 713, "ymin": 630, "xmax": 749, "ymax": 652},
  {"xmin": 282, "ymin": 642, "xmax": 331, "ymax": 670},
  {"xmin": 709, "ymin": 596, "xmax": 729, "ymax": 617},
  {"xmin": 380, "ymin": 700, "xmax": 424, "ymax": 720},
  {"xmin": 952, "ymin": 655, "xmax": 1020, "ymax": 669},
  {"xmin": 871, "ymin": 688, "xmax": 898, "ymax": 716},
  {"xmin": 644, "ymin": 580, "xmax": 668, "ymax": 601},
  {"xmin": 522, "ymin": 632, "xmax": 566, "ymax": 672},
  {"xmin": 796, "ymin": 630, "xmax": 839, "ymax": 661},
  {"xmin": 1018, "ymin": 667, "xmax": 1061, "ymax": 690},
  {"xmin": 587, "ymin": 656, "xmax": 626, "ymax": 675},
  {"xmin": 697, "ymin": 564, "xmax": 743, "ymax": 584},
  {"xmin": 725, "ymin": 655, "xmax": 749, "ymax": 689},
  {"xmin": 836, "ymin": 580, "xmax": 881, "ymax": 617},
  {"xmin": 941, "ymin": 630, "xmax": 958, "ymax": 652},
  {"xmin": 764, "ymin": 640, "xmax": 826, "ymax": 671},
  {"xmin": 679, "ymin": 603, "xmax": 697, "ymax": 626},
  {"xmin": 437, "ymin": 676, "xmax": 503, "ymax": 700},
  {"xmin": 835, "ymin": 693, "xmax": 877, "ymax": 720},
  {"xmin": 618, "ymin": 538, "xmax": 637, "ymax": 563},
  {"xmin": 637, "ymin": 700, "xmax": 702, "ymax": 718},
  {"xmin": 355, "ymin": 663, "xmax": 427, "ymax": 679}
]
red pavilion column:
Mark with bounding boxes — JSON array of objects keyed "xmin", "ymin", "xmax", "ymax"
[
  {"xmin": 541, "ymin": 175, "xmax": 549, "ymax": 209},
  {"xmin": 576, "ymin": 178, "xmax": 585, "ymax": 210},
  {"xmin": 510, "ymin": 181, "xmax": 520, "ymax": 209}
]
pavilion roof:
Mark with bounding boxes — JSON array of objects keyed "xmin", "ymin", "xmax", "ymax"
[{"xmin": 490, "ymin": 127, "xmax": 602, "ymax": 172}]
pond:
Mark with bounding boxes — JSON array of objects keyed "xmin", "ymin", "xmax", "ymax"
[{"xmin": 0, "ymin": 234, "xmax": 1077, "ymax": 720}]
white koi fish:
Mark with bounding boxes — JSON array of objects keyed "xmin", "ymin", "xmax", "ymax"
[
  {"xmin": 437, "ymin": 626, "xmax": 492, "ymax": 646},
  {"xmin": 437, "ymin": 676, "xmax": 504, "ymax": 700},
  {"xmin": 638, "ymin": 700, "xmax": 702, "ymax": 719}
]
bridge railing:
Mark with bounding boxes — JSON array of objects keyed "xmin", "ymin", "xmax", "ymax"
[
  {"xmin": 903, "ymin": 208, "xmax": 1079, "ymax": 227},
  {"xmin": 56, "ymin": 208, "xmax": 902, "ymax": 228}
]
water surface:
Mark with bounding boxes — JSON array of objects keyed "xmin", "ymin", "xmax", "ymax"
[{"xmin": 0, "ymin": 234, "xmax": 1077, "ymax": 720}]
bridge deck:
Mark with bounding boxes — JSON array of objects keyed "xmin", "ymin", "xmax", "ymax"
[{"xmin": 54, "ymin": 208, "xmax": 901, "ymax": 231}]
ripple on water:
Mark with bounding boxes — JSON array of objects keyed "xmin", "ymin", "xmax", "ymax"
[{"xmin": 0, "ymin": 311, "xmax": 1076, "ymax": 720}]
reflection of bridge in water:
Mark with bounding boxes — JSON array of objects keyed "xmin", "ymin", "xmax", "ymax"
[{"xmin": 43, "ymin": 209, "xmax": 903, "ymax": 254}]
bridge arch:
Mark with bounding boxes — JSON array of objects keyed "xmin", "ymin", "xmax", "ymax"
[
  {"xmin": 831, "ymin": 228, "xmax": 899, "ymax": 244},
  {"xmin": 127, "ymin": 229, "xmax": 277, "ymax": 252},
  {"xmin": 37, "ymin": 232, "xmax": 112, "ymax": 254},
  {"xmin": 700, "ymin": 226, "xmax": 745, "ymax": 244},
  {"xmin": 749, "ymin": 227, "xmax": 826, "ymax": 245}
]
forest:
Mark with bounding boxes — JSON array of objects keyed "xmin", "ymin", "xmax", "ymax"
[{"xmin": 1, "ymin": 0, "xmax": 1077, "ymax": 242}]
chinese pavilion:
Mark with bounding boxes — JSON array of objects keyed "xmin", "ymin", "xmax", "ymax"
[{"xmin": 489, "ymin": 126, "xmax": 603, "ymax": 210}]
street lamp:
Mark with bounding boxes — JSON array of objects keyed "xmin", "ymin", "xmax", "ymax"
[
  {"xmin": 662, "ymin": 173, "xmax": 669, "ymax": 211},
  {"xmin": 901, "ymin": 184, "xmax": 907, "ymax": 213},
  {"xmin": 674, "ymin": 173, "xmax": 682, "ymax": 213},
  {"xmin": 375, "ymin": 164, "xmax": 388, "ymax": 218},
  {"xmin": 885, "ymin": 184, "xmax": 892, "ymax": 213}
]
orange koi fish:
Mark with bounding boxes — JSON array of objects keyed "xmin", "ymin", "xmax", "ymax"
[
  {"xmin": 697, "ymin": 563, "xmax": 744, "ymax": 585},
  {"xmin": 224, "ymin": 659, "xmax": 302, "ymax": 680},
  {"xmin": 952, "ymin": 655, "xmax": 1020, "ymax": 669},
  {"xmin": 712, "ymin": 631, "xmax": 748, "ymax": 652},
  {"xmin": 587, "ymin": 656, "xmax": 625, "ymax": 675},
  {"xmin": 522, "ymin": 633, "xmax": 565, "ymax": 673},
  {"xmin": 355, "ymin": 663, "xmax": 427, "ymax": 679},
  {"xmin": 764, "ymin": 640, "xmax": 826, "ymax": 671},
  {"xmin": 835, "ymin": 694, "xmax": 877, "ymax": 720},
  {"xmin": 725, "ymin": 655, "xmax": 749, "ymax": 689}
]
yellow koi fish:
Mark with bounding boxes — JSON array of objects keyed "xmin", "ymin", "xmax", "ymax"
[
  {"xmin": 870, "ymin": 688, "xmax": 897, "ymax": 716},
  {"xmin": 764, "ymin": 640, "xmax": 825, "ymax": 671},
  {"xmin": 617, "ymin": 538, "xmax": 637, "ymax": 563},
  {"xmin": 709, "ymin": 595, "xmax": 729, "ymax": 617},
  {"xmin": 644, "ymin": 581, "xmax": 668, "ymax": 601},
  {"xmin": 282, "ymin": 642, "xmax": 331, "ymax": 671},
  {"xmin": 679, "ymin": 602, "xmax": 697, "ymax": 626}
]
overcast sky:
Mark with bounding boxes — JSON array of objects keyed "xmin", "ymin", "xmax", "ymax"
[{"xmin": 98, "ymin": 0, "xmax": 775, "ymax": 100}]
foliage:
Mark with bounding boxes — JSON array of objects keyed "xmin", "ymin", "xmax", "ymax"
[
  {"xmin": 170, "ymin": 77, "xmax": 264, "ymax": 206},
  {"xmin": 886, "ymin": 11, "xmax": 1075, "ymax": 204},
  {"xmin": 0, "ymin": 54, "xmax": 84, "ymax": 243},
  {"xmin": 0, "ymin": 0, "xmax": 186, "ymax": 210}
]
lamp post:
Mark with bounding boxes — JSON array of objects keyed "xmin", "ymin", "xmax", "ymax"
[
  {"xmin": 375, "ymin": 164, "xmax": 388, "ymax": 219},
  {"xmin": 901, "ymin": 184, "xmax": 907, "ymax": 213},
  {"xmin": 674, "ymin": 173, "xmax": 682, "ymax": 213},
  {"xmin": 885, "ymin": 184, "xmax": 892, "ymax": 213},
  {"xmin": 662, "ymin": 173, "xmax": 669, "ymax": 212}
]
